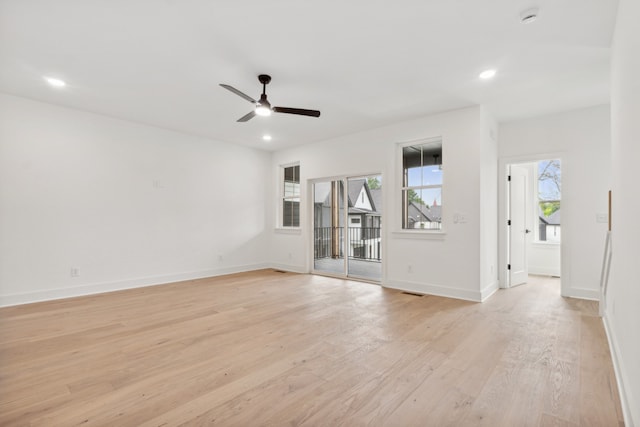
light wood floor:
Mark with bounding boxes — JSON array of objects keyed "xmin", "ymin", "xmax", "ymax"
[{"xmin": 0, "ymin": 271, "xmax": 624, "ymax": 426}]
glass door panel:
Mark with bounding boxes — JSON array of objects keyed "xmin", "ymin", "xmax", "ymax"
[
  {"xmin": 346, "ymin": 175, "xmax": 382, "ymax": 281},
  {"xmin": 313, "ymin": 180, "xmax": 345, "ymax": 276}
]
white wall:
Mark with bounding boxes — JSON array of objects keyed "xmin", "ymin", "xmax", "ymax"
[
  {"xmin": 498, "ymin": 105, "xmax": 611, "ymax": 299},
  {"xmin": 607, "ymin": 0, "xmax": 640, "ymax": 424},
  {"xmin": 0, "ymin": 94, "xmax": 271, "ymax": 306},
  {"xmin": 270, "ymin": 106, "xmax": 498, "ymax": 302},
  {"xmin": 479, "ymin": 107, "xmax": 499, "ymax": 298},
  {"xmin": 528, "ymin": 243, "xmax": 561, "ymax": 276}
]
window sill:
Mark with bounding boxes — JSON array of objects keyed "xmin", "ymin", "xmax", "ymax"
[
  {"xmin": 392, "ymin": 230, "xmax": 446, "ymax": 240},
  {"xmin": 532, "ymin": 241, "xmax": 560, "ymax": 247},
  {"xmin": 274, "ymin": 227, "xmax": 302, "ymax": 235}
]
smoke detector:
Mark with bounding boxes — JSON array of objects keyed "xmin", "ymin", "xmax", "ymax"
[{"xmin": 520, "ymin": 8, "xmax": 539, "ymax": 24}]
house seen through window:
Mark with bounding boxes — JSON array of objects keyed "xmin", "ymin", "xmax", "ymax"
[
  {"xmin": 537, "ymin": 159, "xmax": 561, "ymax": 242},
  {"xmin": 401, "ymin": 139, "xmax": 443, "ymax": 230},
  {"xmin": 282, "ymin": 164, "xmax": 300, "ymax": 227}
]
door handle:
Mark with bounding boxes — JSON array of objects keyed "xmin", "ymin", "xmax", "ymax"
[{"xmin": 525, "ymin": 229, "xmax": 531, "ymax": 234}]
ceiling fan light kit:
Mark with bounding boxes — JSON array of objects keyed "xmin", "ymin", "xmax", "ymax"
[
  {"xmin": 220, "ymin": 74, "xmax": 321, "ymax": 122},
  {"xmin": 255, "ymin": 104, "xmax": 272, "ymax": 116}
]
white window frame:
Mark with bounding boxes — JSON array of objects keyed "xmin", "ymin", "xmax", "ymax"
[
  {"xmin": 280, "ymin": 162, "xmax": 301, "ymax": 229},
  {"xmin": 398, "ymin": 137, "xmax": 444, "ymax": 233},
  {"xmin": 534, "ymin": 159, "xmax": 561, "ymax": 245}
]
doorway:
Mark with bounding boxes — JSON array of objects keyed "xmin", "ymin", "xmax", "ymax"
[
  {"xmin": 312, "ymin": 174, "xmax": 382, "ymax": 282},
  {"xmin": 505, "ymin": 159, "xmax": 562, "ymax": 288}
]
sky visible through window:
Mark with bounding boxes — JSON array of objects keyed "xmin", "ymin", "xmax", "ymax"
[
  {"xmin": 537, "ymin": 159, "xmax": 561, "ymax": 201},
  {"xmin": 538, "ymin": 159, "xmax": 561, "ymax": 226},
  {"xmin": 407, "ymin": 165, "xmax": 442, "ymax": 206}
]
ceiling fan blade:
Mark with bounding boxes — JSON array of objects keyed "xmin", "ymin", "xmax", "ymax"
[
  {"xmin": 273, "ymin": 107, "xmax": 321, "ymax": 118},
  {"xmin": 220, "ymin": 84, "xmax": 256, "ymax": 103},
  {"xmin": 237, "ymin": 111, "xmax": 256, "ymax": 122}
]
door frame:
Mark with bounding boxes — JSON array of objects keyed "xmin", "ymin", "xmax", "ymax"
[
  {"xmin": 308, "ymin": 173, "xmax": 383, "ymax": 283},
  {"xmin": 508, "ymin": 163, "xmax": 531, "ymax": 287},
  {"xmin": 499, "ymin": 153, "xmax": 567, "ymax": 294}
]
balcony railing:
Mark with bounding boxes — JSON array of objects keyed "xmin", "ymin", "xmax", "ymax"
[{"xmin": 314, "ymin": 227, "xmax": 381, "ymax": 262}]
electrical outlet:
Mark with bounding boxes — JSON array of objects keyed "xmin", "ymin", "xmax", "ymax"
[
  {"xmin": 407, "ymin": 265, "xmax": 413, "ymax": 273},
  {"xmin": 288, "ymin": 252, "xmax": 292, "ymax": 260},
  {"xmin": 70, "ymin": 267, "xmax": 80, "ymax": 277},
  {"xmin": 218, "ymin": 255, "xmax": 223, "ymax": 262},
  {"xmin": 596, "ymin": 213, "xmax": 608, "ymax": 223}
]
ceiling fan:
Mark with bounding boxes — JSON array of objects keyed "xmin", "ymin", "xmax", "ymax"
[{"xmin": 220, "ymin": 74, "xmax": 321, "ymax": 122}]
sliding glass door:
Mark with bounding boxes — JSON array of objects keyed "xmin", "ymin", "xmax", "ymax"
[
  {"xmin": 313, "ymin": 180, "xmax": 346, "ymax": 275},
  {"xmin": 312, "ymin": 175, "xmax": 382, "ymax": 282}
]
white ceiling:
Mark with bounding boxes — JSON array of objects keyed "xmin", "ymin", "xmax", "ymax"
[{"xmin": 0, "ymin": 0, "xmax": 618, "ymax": 151}]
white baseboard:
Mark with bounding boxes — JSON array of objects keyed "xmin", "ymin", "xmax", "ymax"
[
  {"xmin": 528, "ymin": 266, "xmax": 561, "ymax": 276},
  {"xmin": 0, "ymin": 263, "xmax": 270, "ymax": 307},
  {"xmin": 269, "ymin": 263, "xmax": 309, "ymax": 274},
  {"xmin": 384, "ymin": 279, "xmax": 482, "ymax": 302},
  {"xmin": 603, "ymin": 313, "xmax": 636, "ymax": 427},
  {"xmin": 480, "ymin": 281, "xmax": 499, "ymax": 302},
  {"xmin": 563, "ymin": 287, "xmax": 600, "ymax": 301}
]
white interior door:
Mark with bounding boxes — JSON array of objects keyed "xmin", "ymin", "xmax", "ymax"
[{"xmin": 509, "ymin": 164, "xmax": 530, "ymax": 287}]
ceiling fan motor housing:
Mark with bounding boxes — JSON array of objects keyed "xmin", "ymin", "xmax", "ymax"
[
  {"xmin": 258, "ymin": 93, "xmax": 271, "ymax": 109},
  {"xmin": 258, "ymin": 74, "xmax": 272, "ymax": 85}
]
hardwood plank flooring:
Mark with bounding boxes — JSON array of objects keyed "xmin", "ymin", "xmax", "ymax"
[{"xmin": 0, "ymin": 271, "xmax": 624, "ymax": 426}]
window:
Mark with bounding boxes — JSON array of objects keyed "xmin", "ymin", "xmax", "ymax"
[
  {"xmin": 536, "ymin": 159, "xmax": 561, "ymax": 242},
  {"xmin": 401, "ymin": 139, "xmax": 443, "ymax": 230},
  {"xmin": 282, "ymin": 164, "xmax": 300, "ymax": 227}
]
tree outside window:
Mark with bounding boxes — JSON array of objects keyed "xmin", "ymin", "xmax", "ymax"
[{"xmin": 537, "ymin": 159, "xmax": 561, "ymax": 242}]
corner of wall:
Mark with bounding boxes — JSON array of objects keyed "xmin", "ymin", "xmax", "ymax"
[{"xmin": 603, "ymin": 312, "xmax": 637, "ymax": 427}]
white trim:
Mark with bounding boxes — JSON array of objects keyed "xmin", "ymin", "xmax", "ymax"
[
  {"xmin": 0, "ymin": 263, "xmax": 270, "ymax": 307},
  {"xmin": 384, "ymin": 279, "xmax": 482, "ymax": 302},
  {"xmin": 279, "ymin": 160, "xmax": 301, "ymax": 169},
  {"xmin": 391, "ymin": 230, "xmax": 446, "ymax": 240},
  {"xmin": 480, "ymin": 281, "xmax": 500, "ymax": 302},
  {"xmin": 531, "ymin": 241, "xmax": 561, "ymax": 247},
  {"xmin": 528, "ymin": 266, "xmax": 561, "ymax": 276},
  {"xmin": 603, "ymin": 314, "xmax": 636, "ymax": 427},
  {"xmin": 563, "ymin": 287, "xmax": 599, "ymax": 301},
  {"xmin": 396, "ymin": 135, "xmax": 443, "ymax": 148},
  {"xmin": 397, "ymin": 136, "xmax": 445, "ymax": 233},
  {"xmin": 308, "ymin": 173, "xmax": 384, "ymax": 281},
  {"xmin": 279, "ymin": 162, "xmax": 301, "ymax": 228},
  {"xmin": 269, "ymin": 263, "xmax": 308, "ymax": 274},
  {"xmin": 274, "ymin": 227, "xmax": 302, "ymax": 235},
  {"xmin": 532, "ymin": 158, "xmax": 562, "ymax": 243},
  {"xmin": 499, "ymin": 152, "xmax": 567, "ymax": 294}
]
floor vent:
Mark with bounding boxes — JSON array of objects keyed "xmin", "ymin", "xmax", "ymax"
[
  {"xmin": 273, "ymin": 270, "xmax": 288, "ymax": 273},
  {"xmin": 402, "ymin": 291, "xmax": 423, "ymax": 297}
]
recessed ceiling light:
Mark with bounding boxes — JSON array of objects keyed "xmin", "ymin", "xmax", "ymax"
[
  {"xmin": 44, "ymin": 77, "xmax": 66, "ymax": 88},
  {"xmin": 520, "ymin": 8, "xmax": 539, "ymax": 24},
  {"xmin": 479, "ymin": 69, "xmax": 497, "ymax": 80},
  {"xmin": 262, "ymin": 135, "xmax": 272, "ymax": 141}
]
